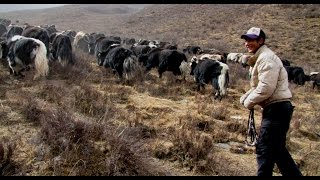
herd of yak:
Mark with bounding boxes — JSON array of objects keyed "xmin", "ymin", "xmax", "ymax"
[{"xmin": 0, "ymin": 20, "xmax": 319, "ymax": 100}]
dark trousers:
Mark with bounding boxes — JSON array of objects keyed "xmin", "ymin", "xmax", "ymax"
[{"xmin": 256, "ymin": 101, "xmax": 302, "ymax": 176}]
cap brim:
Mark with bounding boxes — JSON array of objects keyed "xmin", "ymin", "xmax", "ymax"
[{"xmin": 241, "ymin": 34, "xmax": 259, "ymax": 39}]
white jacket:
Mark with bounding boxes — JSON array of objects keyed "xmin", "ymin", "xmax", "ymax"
[{"xmin": 240, "ymin": 45, "xmax": 292, "ymax": 109}]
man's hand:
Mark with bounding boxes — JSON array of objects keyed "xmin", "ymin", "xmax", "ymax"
[{"xmin": 244, "ymin": 99, "xmax": 254, "ymax": 110}]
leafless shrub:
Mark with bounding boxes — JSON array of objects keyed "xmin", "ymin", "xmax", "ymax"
[
  {"xmin": 299, "ymin": 150, "xmax": 320, "ymax": 176},
  {"xmin": 71, "ymin": 85, "xmax": 107, "ymax": 118},
  {"xmin": 121, "ymin": 123, "xmax": 157, "ymax": 140},
  {"xmin": 165, "ymin": 129, "xmax": 213, "ymax": 172},
  {"xmin": 0, "ymin": 109, "xmax": 8, "ymax": 123},
  {"xmin": 36, "ymin": 84, "xmax": 64, "ymax": 104},
  {"xmin": 289, "ymin": 113, "xmax": 320, "ymax": 142},
  {"xmin": 212, "ymin": 128, "xmax": 230, "ymax": 143},
  {"xmin": 179, "ymin": 110, "xmax": 214, "ymax": 133},
  {"xmin": 225, "ymin": 121, "xmax": 247, "ymax": 135},
  {"xmin": 291, "ymin": 118, "xmax": 302, "ymax": 131},
  {"xmin": 27, "ymin": 101, "xmax": 156, "ymax": 175},
  {"xmin": 210, "ymin": 105, "xmax": 230, "ymax": 121},
  {"xmin": 20, "ymin": 98, "xmax": 43, "ymax": 125},
  {"xmin": 36, "ymin": 108, "xmax": 110, "ymax": 175},
  {"xmin": 104, "ymin": 135, "xmax": 161, "ymax": 176},
  {"xmin": 146, "ymin": 84, "xmax": 168, "ymax": 98},
  {"xmin": 0, "ymin": 137, "xmax": 18, "ymax": 176},
  {"xmin": 154, "ymin": 143, "xmax": 173, "ymax": 160},
  {"xmin": 5, "ymin": 92, "xmax": 43, "ymax": 126},
  {"xmin": 196, "ymin": 121, "xmax": 210, "ymax": 132},
  {"xmin": 39, "ymin": 109, "xmax": 91, "ymax": 155},
  {"xmin": 107, "ymin": 87, "xmax": 132, "ymax": 105},
  {"xmin": 194, "ymin": 94, "xmax": 212, "ymax": 114},
  {"xmin": 297, "ymin": 129, "xmax": 319, "ymax": 141},
  {"xmin": 309, "ymin": 115, "xmax": 320, "ymax": 132},
  {"xmin": 99, "ymin": 101, "xmax": 119, "ymax": 124},
  {"xmin": 196, "ymin": 153, "xmax": 243, "ymax": 175}
]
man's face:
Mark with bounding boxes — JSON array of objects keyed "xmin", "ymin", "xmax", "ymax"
[{"xmin": 244, "ymin": 38, "xmax": 263, "ymax": 53}]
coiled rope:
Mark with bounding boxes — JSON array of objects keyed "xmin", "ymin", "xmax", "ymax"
[{"xmin": 245, "ymin": 109, "xmax": 258, "ymax": 146}]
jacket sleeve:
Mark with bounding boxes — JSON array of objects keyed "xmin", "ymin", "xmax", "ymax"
[{"xmin": 243, "ymin": 60, "xmax": 279, "ymax": 109}]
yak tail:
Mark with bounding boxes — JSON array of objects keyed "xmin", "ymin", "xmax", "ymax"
[
  {"xmin": 59, "ymin": 38, "xmax": 73, "ymax": 67},
  {"xmin": 33, "ymin": 39, "xmax": 49, "ymax": 79},
  {"xmin": 218, "ymin": 63, "xmax": 229, "ymax": 96},
  {"xmin": 179, "ymin": 61, "xmax": 190, "ymax": 80}
]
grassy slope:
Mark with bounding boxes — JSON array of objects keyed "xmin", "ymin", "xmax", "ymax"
[{"xmin": 0, "ymin": 4, "xmax": 319, "ymax": 176}]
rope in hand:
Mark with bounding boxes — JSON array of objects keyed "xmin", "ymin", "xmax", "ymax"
[{"xmin": 245, "ymin": 109, "xmax": 258, "ymax": 146}]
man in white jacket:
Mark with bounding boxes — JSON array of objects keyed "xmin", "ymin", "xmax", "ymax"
[{"xmin": 239, "ymin": 27, "xmax": 302, "ymax": 176}]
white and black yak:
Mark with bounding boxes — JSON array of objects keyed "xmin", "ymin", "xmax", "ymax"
[
  {"xmin": 5, "ymin": 35, "xmax": 49, "ymax": 79},
  {"xmin": 190, "ymin": 58, "xmax": 229, "ymax": 100}
]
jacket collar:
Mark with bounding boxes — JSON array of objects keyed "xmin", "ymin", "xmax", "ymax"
[
  {"xmin": 253, "ymin": 44, "xmax": 267, "ymax": 59},
  {"xmin": 248, "ymin": 45, "xmax": 268, "ymax": 67}
]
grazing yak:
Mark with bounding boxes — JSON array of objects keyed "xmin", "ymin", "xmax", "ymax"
[
  {"xmin": 138, "ymin": 48, "xmax": 188, "ymax": 79},
  {"xmin": 6, "ymin": 25, "xmax": 23, "ymax": 41},
  {"xmin": 49, "ymin": 32, "xmax": 59, "ymax": 43},
  {"xmin": 284, "ymin": 66, "xmax": 310, "ymax": 85},
  {"xmin": 137, "ymin": 47, "xmax": 163, "ymax": 67},
  {"xmin": 5, "ymin": 35, "xmax": 49, "ymax": 79},
  {"xmin": 61, "ymin": 30, "xmax": 77, "ymax": 44},
  {"xmin": 103, "ymin": 46, "xmax": 135, "ymax": 80},
  {"xmin": 309, "ymin": 72, "xmax": 320, "ymax": 89},
  {"xmin": 22, "ymin": 26, "xmax": 50, "ymax": 57},
  {"xmin": 137, "ymin": 39, "xmax": 158, "ymax": 47},
  {"xmin": 0, "ymin": 19, "xmax": 11, "ymax": 27},
  {"xmin": 190, "ymin": 58, "xmax": 229, "ymax": 100},
  {"xmin": 50, "ymin": 34, "xmax": 73, "ymax": 67},
  {"xmin": 281, "ymin": 59, "xmax": 291, "ymax": 66},
  {"xmin": 0, "ymin": 39, "xmax": 8, "ymax": 67},
  {"xmin": 131, "ymin": 44, "xmax": 152, "ymax": 56},
  {"xmin": 94, "ymin": 37, "xmax": 121, "ymax": 66},
  {"xmin": 40, "ymin": 24, "xmax": 57, "ymax": 36},
  {"xmin": 123, "ymin": 55, "xmax": 140, "ymax": 82},
  {"xmin": 0, "ymin": 37, "xmax": 10, "ymax": 62},
  {"xmin": 157, "ymin": 41, "xmax": 178, "ymax": 50},
  {"xmin": 87, "ymin": 33, "xmax": 106, "ymax": 55},
  {"xmin": 156, "ymin": 49, "xmax": 188, "ymax": 78},
  {"xmin": 122, "ymin": 37, "xmax": 136, "ymax": 46},
  {"xmin": 183, "ymin": 45, "xmax": 202, "ymax": 55},
  {"xmin": 73, "ymin": 31, "xmax": 94, "ymax": 53},
  {"xmin": 227, "ymin": 53, "xmax": 243, "ymax": 63},
  {"xmin": 238, "ymin": 54, "xmax": 254, "ymax": 68},
  {"xmin": 190, "ymin": 53, "xmax": 226, "ymax": 65},
  {"xmin": 0, "ymin": 24, "xmax": 7, "ymax": 37},
  {"xmin": 163, "ymin": 43, "xmax": 178, "ymax": 50},
  {"xmin": 0, "ymin": 39, "xmax": 7, "ymax": 58}
]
